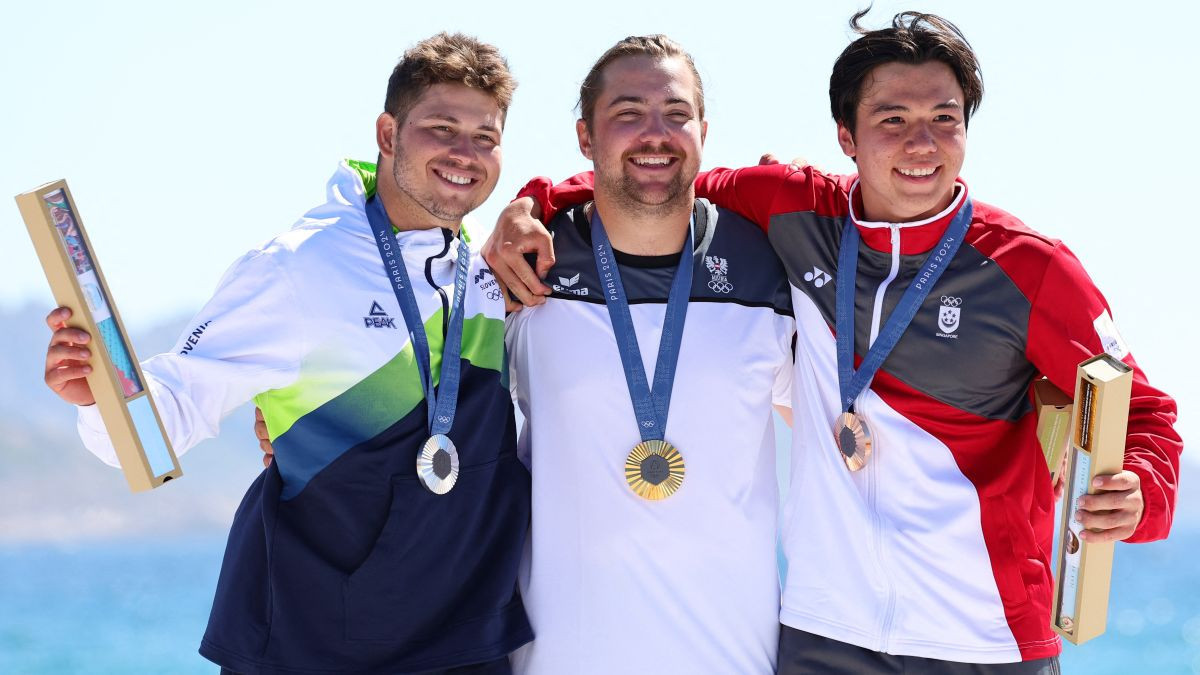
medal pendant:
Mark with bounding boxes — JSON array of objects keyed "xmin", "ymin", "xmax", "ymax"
[
  {"xmin": 624, "ymin": 439, "xmax": 685, "ymax": 500},
  {"xmin": 834, "ymin": 412, "xmax": 873, "ymax": 472},
  {"xmin": 417, "ymin": 433, "xmax": 460, "ymax": 494}
]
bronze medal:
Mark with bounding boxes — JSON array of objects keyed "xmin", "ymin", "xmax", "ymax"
[
  {"xmin": 624, "ymin": 440, "xmax": 685, "ymax": 500},
  {"xmin": 834, "ymin": 412, "xmax": 872, "ymax": 472}
]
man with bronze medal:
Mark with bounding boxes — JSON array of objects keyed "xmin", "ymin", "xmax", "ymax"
[
  {"xmin": 490, "ymin": 10, "xmax": 1183, "ymax": 675},
  {"xmin": 43, "ymin": 34, "xmax": 532, "ymax": 674}
]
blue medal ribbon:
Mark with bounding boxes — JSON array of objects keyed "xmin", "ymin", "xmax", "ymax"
[
  {"xmin": 591, "ymin": 208, "xmax": 694, "ymax": 442},
  {"xmin": 367, "ymin": 196, "xmax": 470, "ymax": 437},
  {"xmin": 836, "ymin": 199, "xmax": 974, "ymax": 414}
]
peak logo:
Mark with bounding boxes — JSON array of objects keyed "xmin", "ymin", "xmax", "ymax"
[
  {"xmin": 552, "ymin": 271, "xmax": 589, "ymax": 296},
  {"xmin": 364, "ymin": 301, "xmax": 397, "ymax": 328}
]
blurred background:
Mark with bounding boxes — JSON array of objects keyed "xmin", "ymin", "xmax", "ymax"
[{"xmin": 1, "ymin": 0, "xmax": 1195, "ymax": 672}]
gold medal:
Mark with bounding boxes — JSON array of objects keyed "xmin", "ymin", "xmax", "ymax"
[
  {"xmin": 624, "ymin": 440, "xmax": 685, "ymax": 500},
  {"xmin": 834, "ymin": 412, "xmax": 873, "ymax": 472}
]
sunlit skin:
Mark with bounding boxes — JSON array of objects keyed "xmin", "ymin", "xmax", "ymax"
[
  {"xmin": 376, "ymin": 82, "xmax": 504, "ymax": 233},
  {"xmin": 577, "ymin": 54, "xmax": 707, "ymax": 255},
  {"xmin": 837, "ymin": 60, "xmax": 966, "ymax": 223}
]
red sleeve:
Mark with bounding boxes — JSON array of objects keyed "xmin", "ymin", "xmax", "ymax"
[
  {"xmin": 1026, "ymin": 243, "xmax": 1182, "ymax": 543},
  {"xmin": 515, "ymin": 173, "xmax": 596, "ymax": 223},
  {"xmin": 516, "ymin": 164, "xmax": 850, "ymax": 228}
]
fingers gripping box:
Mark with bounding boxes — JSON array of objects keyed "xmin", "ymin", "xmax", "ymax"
[
  {"xmin": 15, "ymin": 180, "xmax": 181, "ymax": 492},
  {"xmin": 1050, "ymin": 353, "xmax": 1133, "ymax": 645}
]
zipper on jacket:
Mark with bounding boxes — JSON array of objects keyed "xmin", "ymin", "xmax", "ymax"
[{"xmin": 863, "ymin": 222, "xmax": 901, "ymax": 651}]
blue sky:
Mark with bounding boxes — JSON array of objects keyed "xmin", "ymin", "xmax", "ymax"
[{"xmin": 1, "ymin": 0, "xmax": 1195, "ymax": 465}]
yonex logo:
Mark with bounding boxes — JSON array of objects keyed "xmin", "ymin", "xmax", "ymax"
[
  {"xmin": 804, "ymin": 266, "xmax": 832, "ymax": 287},
  {"xmin": 364, "ymin": 301, "xmax": 397, "ymax": 329},
  {"xmin": 553, "ymin": 271, "xmax": 589, "ymax": 296}
]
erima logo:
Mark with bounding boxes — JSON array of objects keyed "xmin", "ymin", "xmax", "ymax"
[
  {"xmin": 178, "ymin": 321, "xmax": 213, "ymax": 356},
  {"xmin": 803, "ymin": 266, "xmax": 832, "ymax": 287},
  {"xmin": 936, "ymin": 295, "xmax": 961, "ymax": 338},
  {"xmin": 705, "ymin": 256, "xmax": 733, "ymax": 293},
  {"xmin": 474, "ymin": 267, "xmax": 503, "ymax": 301},
  {"xmin": 553, "ymin": 272, "xmax": 589, "ymax": 296},
  {"xmin": 364, "ymin": 301, "xmax": 397, "ymax": 328}
]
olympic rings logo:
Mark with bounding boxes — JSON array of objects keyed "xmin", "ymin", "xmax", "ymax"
[
  {"xmin": 486, "ymin": 289, "xmax": 503, "ymax": 301},
  {"xmin": 708, "ymin": 279, "xmax": 733, "ymax": 294},
  {"xmin": 940, "ymin": 295, "xmax": 962, "ymax": 307}
]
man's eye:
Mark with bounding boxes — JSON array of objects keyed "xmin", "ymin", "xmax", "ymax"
[
  {"xmin": 934, "ymin": 114, "xmax": 958, "ymax": 123},
  {"xmin": 476, "ymin": 134, "xmax": 498, "ymax": 146},
  {"xmin": 882, "ymin": 116, "xmax": 904, "ymax": 125}
]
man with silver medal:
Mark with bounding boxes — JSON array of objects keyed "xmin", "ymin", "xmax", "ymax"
[{"xmin": 46, "ymin": 34, "xmax": 533, "ymax": 674}]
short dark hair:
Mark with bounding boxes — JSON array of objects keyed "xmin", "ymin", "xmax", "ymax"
[
  {"xmin": 578, "ymin": 34, "xmax": 705, "ymax": 130},
  {"xmin": 383, "ymin": 32, "xmax": 516, "ymax": 126},
  {"xmin": 829, "ymin": 10, "xmax": 983, "ymax": 133}
]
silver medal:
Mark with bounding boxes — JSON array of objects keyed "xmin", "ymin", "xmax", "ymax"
[{"xmin": 417, "ymin": 433, "xmax": 460, "ymax": 494}]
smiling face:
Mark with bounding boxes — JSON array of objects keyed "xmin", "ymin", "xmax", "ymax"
[
  {"xmin": 837, "ymin": 60, "xmax": 967, "ymax": 223},
  {"xmin": 577, "ymin": 54, "xmax": 707, "ymax": 216},
  {"xmin": 376, "ymin": 82, "xmax": 503, "ymax": 229}
]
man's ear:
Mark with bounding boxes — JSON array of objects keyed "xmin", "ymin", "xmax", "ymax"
[
  {"xmin": 700, "ymin": 119, "xmax": 708, "ymax": 146},
  {"xmin": 836, "ymin": 122, "xmax": 857, "ymax": 161},
  {"xmin": 377, "ymin": 113, "xmax": 397, "ymax": 158},
  {"xmin": 576, "ymin": 119, "xmax": 593, "ymax": 160}
]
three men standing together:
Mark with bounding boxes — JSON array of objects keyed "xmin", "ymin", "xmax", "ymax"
[{"xmin": 42, "ymin": 10, "xmax": 1181, "ymax": 675}]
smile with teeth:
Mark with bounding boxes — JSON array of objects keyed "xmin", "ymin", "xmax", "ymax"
[
  {"xmin": 897, "ymin": 166, "xmax": 938, "ymax": 177},
  {"xmin": 435, "ymin": 168, "xmax": 475, "ymax": 185},
  {"xmin": 631, "ymin": 156, "xmax": 675, "ymax": 166}
]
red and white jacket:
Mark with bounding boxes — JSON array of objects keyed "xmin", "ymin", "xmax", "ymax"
[{"xmin": 520, "ymin": 164, "xmax": 1182, "ymax": 663}]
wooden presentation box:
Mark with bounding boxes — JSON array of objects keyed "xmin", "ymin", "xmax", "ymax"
[
  {"xmin": 1034, "ymin": 379, "xmax": 1072, "ymax": 484},
  {"xmin": 15, "ymin": 180, "xmax": 181, "ymax": 492},
  {"xmin": 1050, "ymin": 353, "xmax": 1133, "ymax": 645}
]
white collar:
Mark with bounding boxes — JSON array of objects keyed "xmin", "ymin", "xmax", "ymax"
[{"xmin": 848, "ymin": 179, "xmax": 966, "ymax": 229}]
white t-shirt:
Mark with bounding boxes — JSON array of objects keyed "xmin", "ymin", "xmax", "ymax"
[{"xmin": 506, "ymin": 201, "xmax": 794, "ymax": 674}]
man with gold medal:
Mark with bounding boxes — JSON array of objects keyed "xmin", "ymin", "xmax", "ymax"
[{"xmin": 500, "ymin": 36, "xmax": 794, "ymax": 674}]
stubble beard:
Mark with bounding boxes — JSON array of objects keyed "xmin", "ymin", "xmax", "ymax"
[
  {"xmin": 391, "ymin": 148, "xmax": 475, "ymax": 225},
  {"xmin": 598, "ymin": 163, "xmax": 693, "ymax": 219}
]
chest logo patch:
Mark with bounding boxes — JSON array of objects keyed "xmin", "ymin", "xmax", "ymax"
[
  {"xmin": 364, "ymin": 301, "xmax": 397, "ymax": 329},
  {"xmin": 937, "ymin": 295, "xmax": 961, "ymax": 337},
  {"xmin": 803, "ymin": 266, "xmax": 832, "ymax": 288},
  {"xmin": 552, "ymin": 271, "xmax": 589, "ymax": 296},
  {"xmin": 705, "ymin": 256, "xmax": 733, "ymax": 293}
]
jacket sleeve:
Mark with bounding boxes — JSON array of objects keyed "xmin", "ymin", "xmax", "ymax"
[
  {"xmin": 516, "ymin": 164, "xmax": 849, "ymax": 231},
  {"xmin": 516, "ymin": 173, "xmax": 597, "ymax": 224},
  {"xmin": 76, "ymin": 246, "xmax": 309, "ymax": 465},
  {"xmin": 1026, "ymin": 242, "xmax": 1182, "ymax": 543}
]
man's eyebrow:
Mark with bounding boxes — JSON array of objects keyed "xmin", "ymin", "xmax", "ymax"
[
  {"xmin": 422, "ymin": 112, "xmax": 501, "ymax": 133},
  {"xmin": 607, "ymin": 95, "xmax": 647, "ymax": 107},
  {"xmin": 869, "ymin": 100, "xmax": 962, "ymax": 115},
  {"xmin": 606, "ymin": 95, "xmax": 694, "ymax": 108}
]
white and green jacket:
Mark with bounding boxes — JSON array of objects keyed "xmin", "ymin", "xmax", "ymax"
[{"xmin": 78, "ymin": 160, "xmax": 532, "ymax": 673}]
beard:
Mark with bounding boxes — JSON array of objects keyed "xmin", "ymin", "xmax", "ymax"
[
  {"xmin": 391, "ymin": 148, "xmax": 478, "ymax": 224},
  {"xmin": 597, "ymin": 144, "xmax": 696, "ymax": 216}
]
